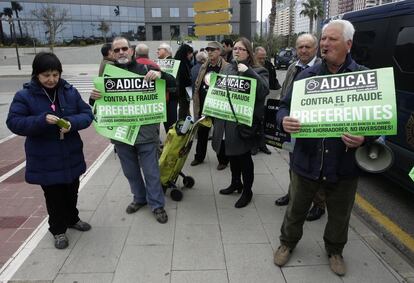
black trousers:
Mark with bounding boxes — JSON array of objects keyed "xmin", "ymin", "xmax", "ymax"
[
  {"xmin": 163, "ymin": 97, "xmax": 178, "ymax": 133},
  {"xmin": 41, "ymin": 179, "xmax": 80, "ymax": 235},
  {"xmin": 178, "ymin": 94, "xmax": 190, "ymax": 120},
  {"xmin": 229, "ymin": 151, "xmax": 254, "ymax": 191}
]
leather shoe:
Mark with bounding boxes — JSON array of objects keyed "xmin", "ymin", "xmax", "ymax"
[
  {"xmin": 275, "ymin": 194, "xmax": 289, "ymax": 206},
  {"xmin": 328, "ymin": 254, "xmax": 346, "ymax": 276},
  {"xmin": 126, "ymin": 202, "xmax": 147, "ymax": 214},
  {"xmin": 306, "ymin": 205, "xmax": 325, "ymax": 221},
  {"xmin": 251, "ymin": 147, "xmax": 259, "ymax": 155},
  {"xmin": 216, "ymin": 163, "xmax": 227, "ymax": 170},
  {"xmin": 273, "ymin": 245, "xmax": 292, "ymax": 266},
  {"xmin": 260, "ymin": 146, "xmax": 271, "ymax": 155},
  {"xmin": 190, "ymin": 159, "xmax": 203, "ymax": 166},
  {"xmin": 219, "ymin": 183, "xmax": 243, "ymax": 194},
  {"xmin": 234, "ymin": 190, "xmax": 252, "ymax": 208}
]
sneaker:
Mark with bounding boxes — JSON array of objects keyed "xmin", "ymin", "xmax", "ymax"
[
  {"xmin": 153, "ymin": 207, "xmax": 168, "ymax": 224},
  {"xmin": 273, "ymin": 245, "xmax": 291, "ymax": 266},
  {"xmin": 69, "ymin": 220, "xmax": 91, "ymax": 231},
  {"xmin": 260, "ymin": 146, "xmax": 272, "ymax": 155},
  {"xmin": 328, "ymin": 254, "xmax": 346, "ymax": 276},
  {"xmin": 54, "ymin": 233, "xmax": 69, "ymax": 249},
  {"xmin": 126, "ymin": 202, "xmax": 147, "ymax": 214}
]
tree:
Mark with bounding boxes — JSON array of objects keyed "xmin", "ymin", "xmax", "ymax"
[
  {"xmin": 268, "ymin": 0, "xmax": 283, "ymax": 37},
  {"xmin": 31, "ymin": 5, "xmax": 68, "ymax": 52},
  {"xmin": 3, "ymin": 7, "xmax": 13, "ymax": 41},
  {"xmin": 0, "ymin": 11, "xmax": 5, "ymax": 44},
  {"xmin": 287, "ymin": 0, "xmax": 295, "ymax": 46},
  {"xmin": 97, "ymin": 20, "xmax": 110, "ymax": 42},
  {"xmin": 11, "ymin": 1, "xmax": 23, "ymax": 38},
  {"xmin": 300, "ymin": 0, "xmax": 324, "ymax": 34}
]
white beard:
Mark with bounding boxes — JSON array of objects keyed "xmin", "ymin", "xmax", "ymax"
[{"xmin": 117, "ymin": 58, "xmax": 129, "ymax": 64}]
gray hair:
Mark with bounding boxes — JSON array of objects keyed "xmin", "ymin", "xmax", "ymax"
[
  {"xmin": 135, "ymin": 43, "xmax": 149, "ymax": 57},
  {"xmin": 159, "ymin": 42, "xmax": 172, "ymax": 56},
  {"xmin": 296, "ymin": 33, "xmax": 318, "ymax": 47},
  {"xmin": 322, "ymin": 19, "xmax": 355, "ymax": 41},
  {"xmin": 254, "ymin": 46, "xmax": 266, "ymax": 54},
  {"xmin": 195, "ymin": 51, "xmax": 208, "ymax": 63},
  {"xmin": 112, "ymin": 36, "xmax": 131, "ymax": 48}
]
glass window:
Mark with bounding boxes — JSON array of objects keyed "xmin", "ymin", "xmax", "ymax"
[
  {"xmin": 137, "ymin": 25, "xmax": 146, "ymax": 41},
  {"xmin": 152, "ymin": 8, "xmax": 161, "ymax": 18},
  {"xmin": 170, "ymin": 25, "xmax": 180, "ymax": 39},
  {"xmin": 70, "ymin": 4, "xmax": 81, "ymax": 20},
  {"xmin": 137, "ymin": 8, "xmax": 144, "ymax": 20},
  {"xmin": 100, "ymin": 6, "xmax": 110, "ymax": 18},
  {"xmin": 188, "ymin": 8, "xmax": 194, "ymax": 17},
  {"xmin": 119, "ymin": 6, "xmax": 128, "ymax": 18},
  {"xmin": 170, "ymin": 8, "xmax": 179, "ymax": 17},
  {"xmin": 153, "ymin": 25, "xmax": 162, "ymax": 40},
  {"xmin": 351, "ymin": 31, "xmax": 376, "ymax": 66},
  {"xmin": 80, "ymin": 5, "xmax": 91, "ymax": 19},
  {"xmin": 394, "ymin": 26, "xmax": 414, "ymax": 73},
  {"xmin": 90, "ymin": 5, "xmax": 101, "ymax": 20},
  {"xmin": 187, "ymin": 24, "xmax": 195, "ymax": 36},
  {"xmin": 128, "ymin": 7, "xmax": 137, "ymax": 19}
]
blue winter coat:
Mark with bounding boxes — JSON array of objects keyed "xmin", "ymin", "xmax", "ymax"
[
  {"xmin": 276, "ymin": 54, "xmax": 369, "ymax": 183},
  {"xmin": 6, "ymin": 79, "xmax": 93, "ymax": 186}
]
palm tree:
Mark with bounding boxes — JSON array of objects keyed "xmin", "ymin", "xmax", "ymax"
[
  {"xmin": 3, "ymin": 7, "xmax": 13, "ymax": 41},
  {"xmin": 300, "ymin": 0, "xmax": 324, "ymax": 34},
  {"xmin": 11, "ymin": 1, "xmax": 23, "ymax": 38},
  {"xmin": 0, "ymin": 11, "xmax": 5, "ymax": 44},
  {"xmin": 268, "ymin": 0, "xmax": 277, "ymax": 37}
]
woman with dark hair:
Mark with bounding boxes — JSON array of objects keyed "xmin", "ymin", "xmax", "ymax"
[
  {"xmin": 6, "ymin": 52, "xmax": 93, "ymax": 249},
  {"xmin": 212, "ymin": 37, "xmax": 269, "ymax": 208},
  {"xmin": 174, "ymin": 44, "xmax": 194, "ymax": 119}
]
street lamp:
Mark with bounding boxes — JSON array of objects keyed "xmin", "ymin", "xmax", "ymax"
[{"xmin": 2, "ymin": 14, "xmax": 21, "ymax": 70}]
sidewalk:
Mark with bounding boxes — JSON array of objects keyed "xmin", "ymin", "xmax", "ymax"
[{"xmin": 1, "ymin": 142, "xmax": 412, "ymax": 283}]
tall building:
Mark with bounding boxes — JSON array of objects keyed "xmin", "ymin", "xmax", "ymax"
[
  {"xmin": 294, "ymin": 0, "xmax": 310, "ymax": 34},
  {"xmin": 338, "ymin": 0, "xmax": 354, "ymax": 13},
  {"xmin": 329, "ymin": 0, "xmax": 340, "ymax": 17},
  {"xmin": 274, "ymin": 5, "xmax": 290, "ymax": 36},
  {"xmin": 0, "ymin": 0, "xmax": 257, "ymax": 43}
]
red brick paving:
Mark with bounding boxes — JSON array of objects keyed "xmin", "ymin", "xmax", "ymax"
[{"xmin": 0, "ymin": 127, "xmax": 109, "ymax": 268}]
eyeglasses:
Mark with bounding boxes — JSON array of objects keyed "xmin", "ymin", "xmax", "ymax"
[
  {"xmin": 113, "ymin": 46, "xmax": 129, "ymax": 53},
  {"xmin": 233, "ymin": 47, "xmax": 247, "ymax": 52}
]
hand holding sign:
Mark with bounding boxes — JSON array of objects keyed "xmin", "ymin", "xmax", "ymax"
[
  {"xmin": 90, "ymin": 88, "xmax": 102, "ymax": 101},
  {"xmin": 144, "ymin": 70, "xmax": 161, "ymax": 81},
  {"xmin": 282, "ymin": 116, "xmax": 301, "ymax": 133},
  {"xmin": 237, "ymin": 63, "xmax": 248, "ymax": 73},
  {"xmin": 341, "ymin": 133, "xmax": 364, "ymax": 149}
]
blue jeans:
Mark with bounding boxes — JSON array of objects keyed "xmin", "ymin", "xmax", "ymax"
[{"xmin": 114, "ymin": 142, "xmax": 165, "ymax": 211}]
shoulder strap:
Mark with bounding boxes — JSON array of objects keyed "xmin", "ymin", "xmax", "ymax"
[{"xmin": 225, "ymin": 75, "xmax": 239, "ymax": 124}]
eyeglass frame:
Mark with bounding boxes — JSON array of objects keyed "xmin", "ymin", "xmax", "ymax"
[{"xmin": 113, "ymin": 46, "xmax": 129, "ymax": 53}]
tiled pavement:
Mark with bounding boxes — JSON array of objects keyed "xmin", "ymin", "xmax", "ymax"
[{"xmin": 2, "ymin": 142, "xmax": 412, "ymax": 283}]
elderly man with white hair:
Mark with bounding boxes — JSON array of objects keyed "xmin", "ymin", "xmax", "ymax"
[{"xmin": 273, "ymin": 20, "xmax": 370, "ymax": 276}]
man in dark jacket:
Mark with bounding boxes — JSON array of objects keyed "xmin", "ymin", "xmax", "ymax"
[
  {"xmin": 274, "ymin": 34, "xmax": 326, "ymax": 222},
  {"xmin": 90, "ymin": 37, "xmax": 175, "ymax": 224},
  {"xmin": 98, "ymin": 43, "xmax": 114, "ymax": 76},
  {"xmin": 273, "ymin": 20, "xmax": 367, "ymax": 276}
]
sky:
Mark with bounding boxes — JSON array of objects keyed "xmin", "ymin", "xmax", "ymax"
[{"xmin": 257, "ymin": 0, "xmax": 272, "ymax": 21}]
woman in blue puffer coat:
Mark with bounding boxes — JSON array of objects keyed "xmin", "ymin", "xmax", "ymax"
[{"xmin": 6, "ymin": 52, "xmax": 93, "ymax": 249}]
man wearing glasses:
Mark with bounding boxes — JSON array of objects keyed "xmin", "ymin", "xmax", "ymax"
[
  {"xmin": 90, "ymin": 37, "xmax": 176, "ymax": 224},
  {"xmin": 191, "ymin": 41, "xmax": 229, "ymax": 170}
]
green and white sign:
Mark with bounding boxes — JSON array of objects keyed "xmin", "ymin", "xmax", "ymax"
[
  {"xmin": 93, "ymin": 65, "xmax": 166, "ymax": 127},
  {"xmin": 290, "ymin": 67, "xmax": 397, "ymax": 138},
  {"xmin": 153, "ymin": 59, "xmax": 180, "ymax": 78},
  {"xmin": 93, "ymin": 123, "xmax": 139, "ymax": 145},
  {"xmin": 202, "ymin": 73, "xmax": 257, "ymax": 126}
]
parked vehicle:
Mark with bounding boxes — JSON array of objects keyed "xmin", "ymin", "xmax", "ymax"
[
  {"xmin": 341, "ymin": 0, "xmax": 414, "ymax": 192},
  {"xmin": 274, "ymin": 48, "xmax": 296, "ymax": 69}
]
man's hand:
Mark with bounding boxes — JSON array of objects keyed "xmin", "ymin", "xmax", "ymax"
[
  {"xmin": 282, "ymin": 116, "xmax": 301, "ymax": 133},
  {"xmin": 46, "ymin": 114, "xmax": 59, "ymax": 125},
  {"xmin": 237, "ymin": 63, "xmax": 248, "ymax": 73},
  {"xmin": 90, "ymin": 89, "xmax": 102, "ymax": 100},
  {"xmin": 144, "ymin": 70, "xmax": 161, "ymax": 81},
  {"xmin": 341, "ymin": 133, "xmax": 364, "ymax": 148},
  {"xmin": 60, "ymin": 122, "xmax": 71, "ymax": 134}
]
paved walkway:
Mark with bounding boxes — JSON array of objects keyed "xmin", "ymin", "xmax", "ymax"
[{"xmin": 0, "ymin": 142, "xmax": 412, "ymax": 283}]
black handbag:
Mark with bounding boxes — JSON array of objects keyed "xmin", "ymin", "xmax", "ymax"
[{"xmin": 225, "ymin": 75, "xmax": 261, "ymax": 140}]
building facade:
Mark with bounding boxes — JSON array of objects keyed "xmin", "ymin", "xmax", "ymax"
[
  {"xmin": 294, "ymin": 0, "xmax": 310, "ymax": 34},
  {"xmin": 0, "ymin": 0, "xmax": 257, "ymax": 44}
]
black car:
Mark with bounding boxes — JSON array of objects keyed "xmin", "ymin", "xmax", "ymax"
[{"xmin": 275, "ymin": 48, "xmax": 296, "ymax": 69}]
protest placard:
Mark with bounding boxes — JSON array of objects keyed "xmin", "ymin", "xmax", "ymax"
[
  {"xmin": 153, "ymin": 59, "xmax": 181, "ymax": 78},
  {"xmin": 93, "ymin": 65, "xmax": 166, "ymax": 127},
  {"xmin": 290, "ymin": 67, "xmax": 397, "ymax": 138},
  {"xmin": 202, "ymin": 73, "xmax": 257, "ymax": 126}
]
